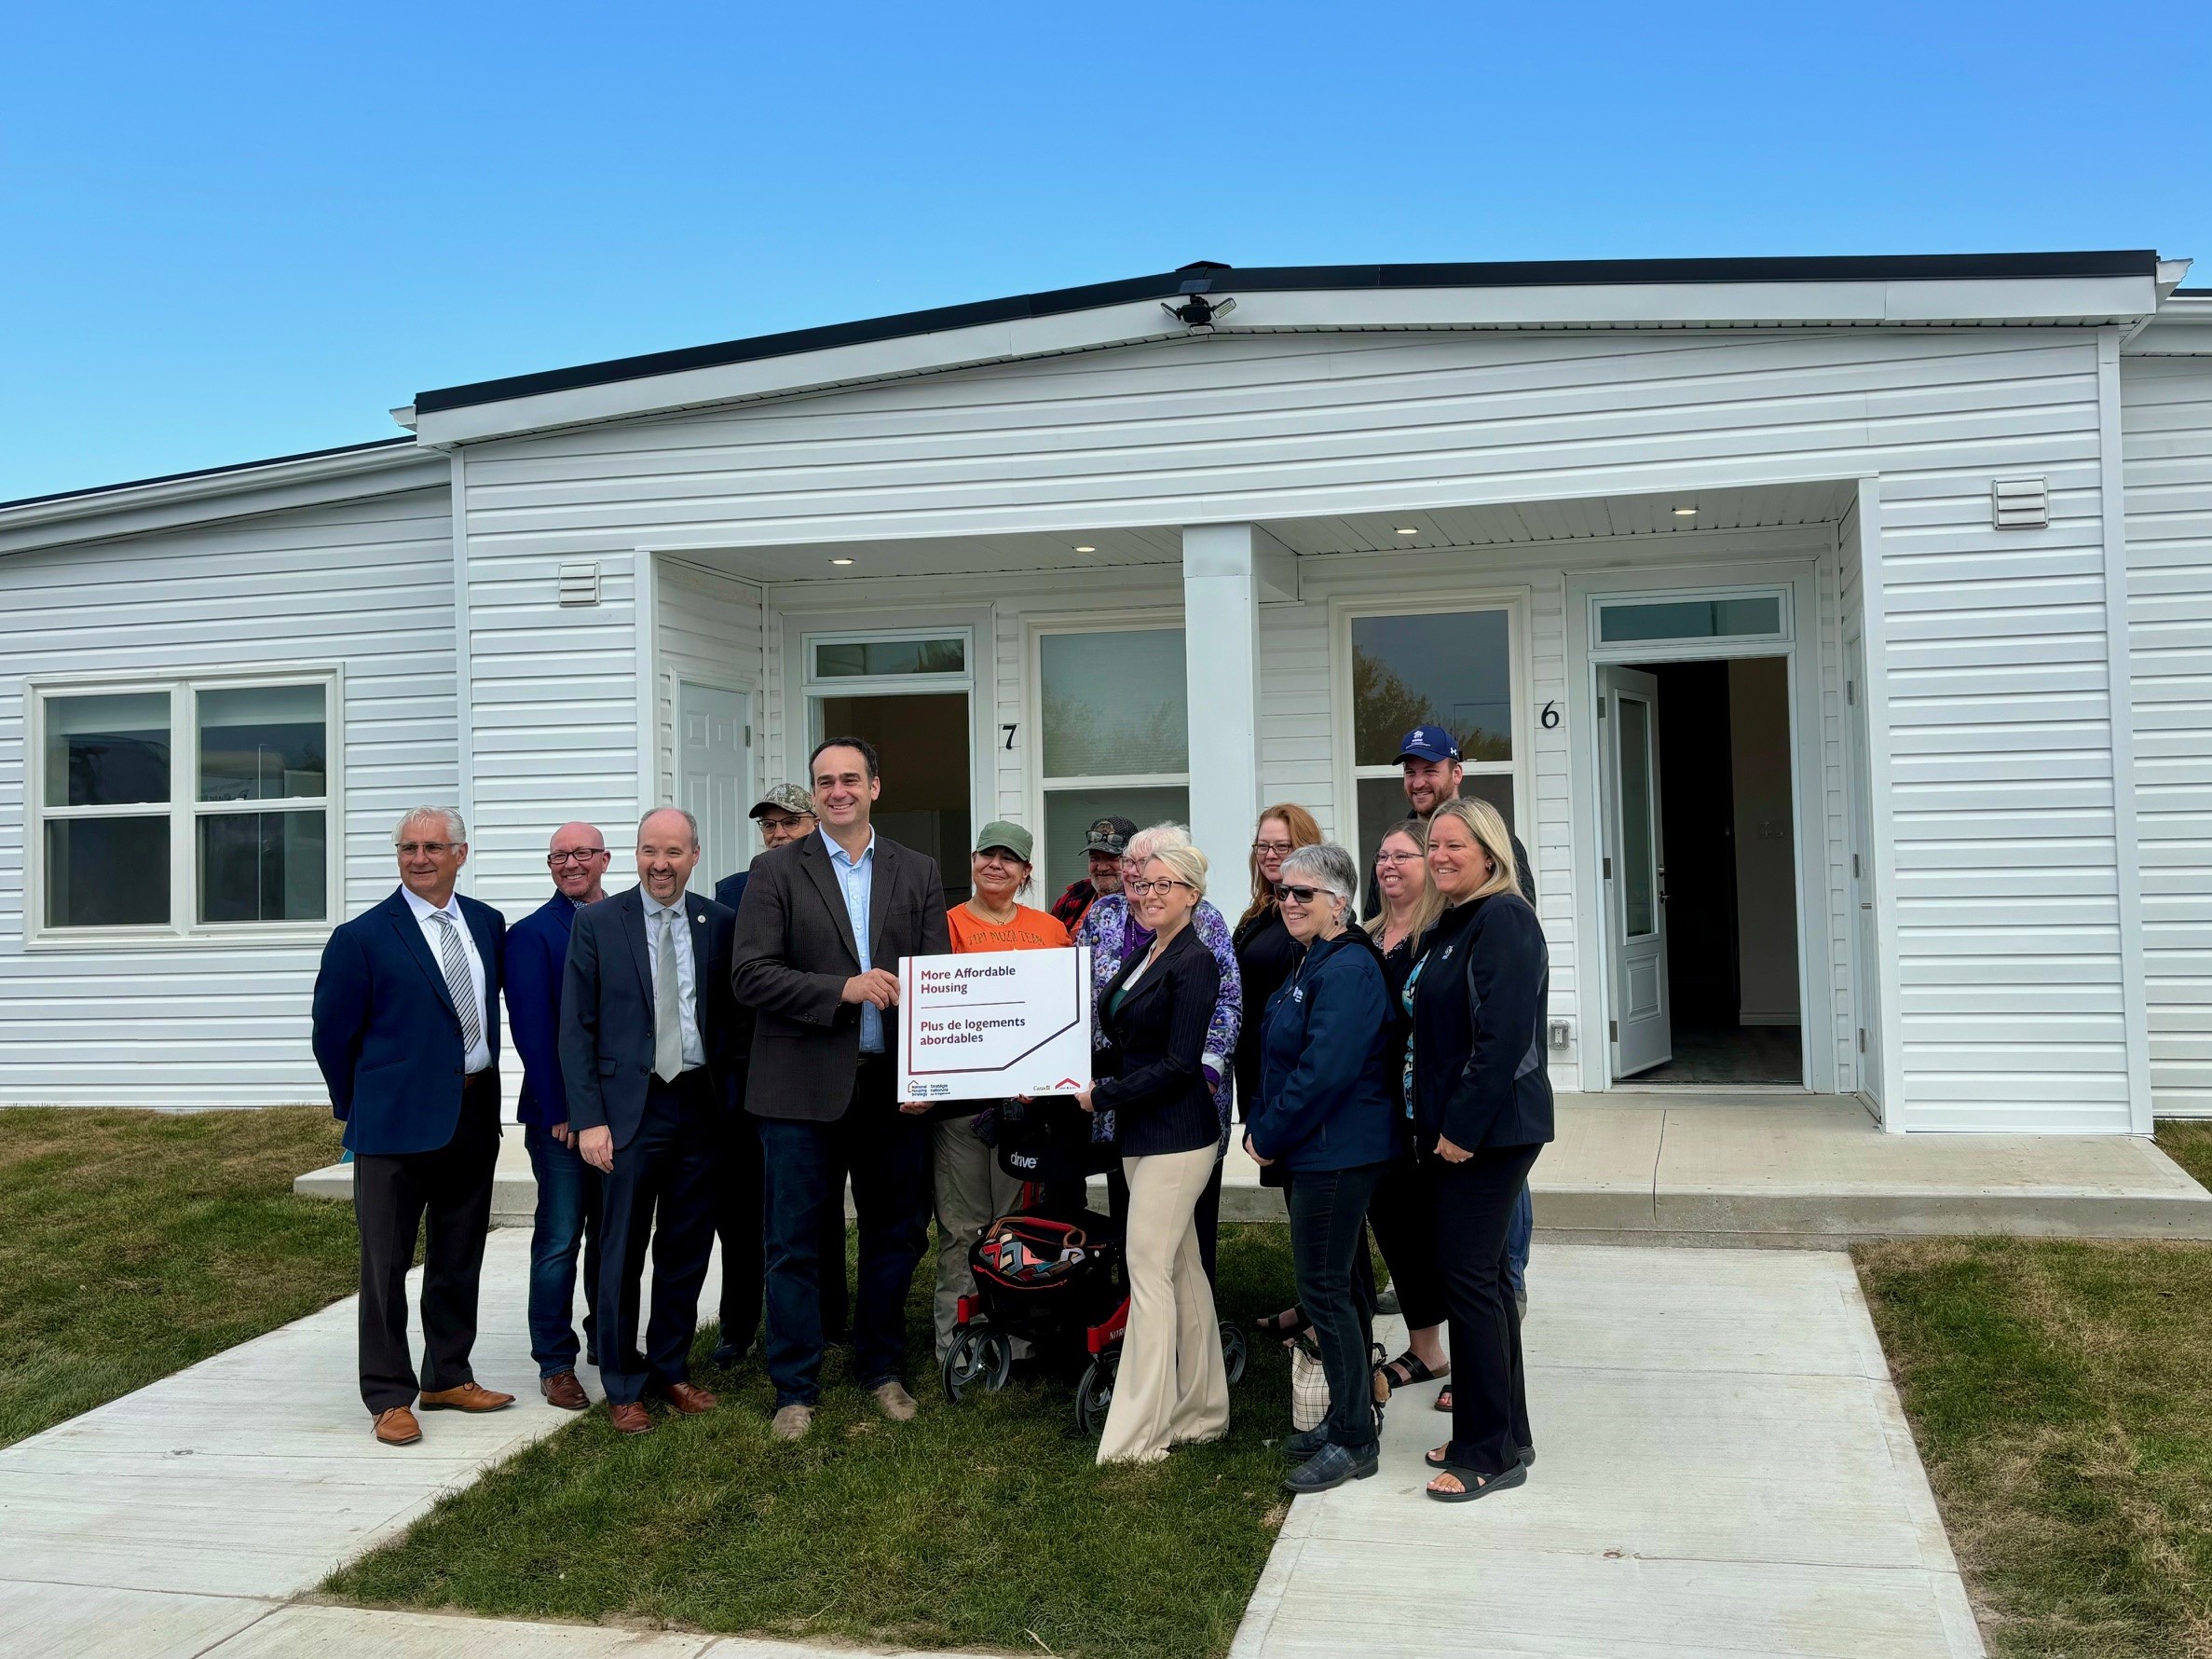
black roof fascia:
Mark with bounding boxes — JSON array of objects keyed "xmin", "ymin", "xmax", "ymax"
[
  {"xmin": 0, "ymin": 435, "xmax": 418, "ymax": 514},
  {"xmin": 413, "ymin": 250, "xmax": 2163, "ymax": 417}
]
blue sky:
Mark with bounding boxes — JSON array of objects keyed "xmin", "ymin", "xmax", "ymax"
[{"xmin": 2, "ymin": 2, "xmax": 2205, "ymax": 501}]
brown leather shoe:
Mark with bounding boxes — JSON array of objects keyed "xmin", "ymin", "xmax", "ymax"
[
  {"xmin": 373, "ymin": 1406, "xmax": 421, "ymax": 1446},
  {"xmin": 608, "ymin": 1400, "xmax": 653, "ymax": 1435},
  {"xmin": 655, "ymin": 1380, "xmax": 718, "ymax": 1416},
  {"xmin": 418, "ymin": 1381, "xmax": 515, "ymax": 1413},
  {"xmin": 539, "ymin": 1370, "xmax": 588, "ymax": 1412}
]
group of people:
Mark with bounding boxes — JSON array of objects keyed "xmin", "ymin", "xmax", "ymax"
[{"xmin": 309, "ymin": 721, "xmax": 1553, "ymax": 1501}]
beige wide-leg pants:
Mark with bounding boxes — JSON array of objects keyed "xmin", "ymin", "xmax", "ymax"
[
  {"xmin": 931, "ymin": 1115, "xmax": 1029, "ymax": 1357},
  {"xmin": 1097, "ymin": 1143, "xmax": 1230, "ymax": 1465}
]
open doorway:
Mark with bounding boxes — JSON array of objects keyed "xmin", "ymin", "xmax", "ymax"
[
  {"xmin": 1601, "ymin": 655, "xmax": 1802, "ymax": 1085},
  {"xmin": 812, "ymin": 691, "xmax": 974, "ymax": 904}
]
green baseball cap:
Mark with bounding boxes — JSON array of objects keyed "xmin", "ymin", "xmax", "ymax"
[{"xmin": 973, "ymin": 820, "xmax": 1034, "ymax": 862}]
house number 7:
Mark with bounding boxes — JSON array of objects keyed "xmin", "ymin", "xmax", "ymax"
[{"xmin": 1002, "ymin": 724, "xmax": 1017, "ymax": 750}]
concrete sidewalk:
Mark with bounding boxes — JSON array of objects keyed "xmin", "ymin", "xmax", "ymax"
[{"xmin": 1231, "ymin": 1243, "xmax": 1985, "ymax": 1658}]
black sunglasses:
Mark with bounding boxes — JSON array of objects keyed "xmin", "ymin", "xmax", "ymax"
[{"xmin": 1273, "ymin": 883, "xmax": 1327, "ymax": 905}]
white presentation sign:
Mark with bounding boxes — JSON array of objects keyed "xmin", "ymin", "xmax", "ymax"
[{"xmin": 898, "ymin": 946, "xmax": 1093, "ymax": 1104}]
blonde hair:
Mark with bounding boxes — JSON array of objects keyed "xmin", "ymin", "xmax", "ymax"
[
  {"xmin": 1146, "ymin": 843, "xmax": 1209, "ymax": 898},
  {"xmin": 1376, "ymin": 819, "xmax": 1445, "ymax": 940},
  {"xmin": 1242, "ymin": 802, "xmax": 1324, "ymax": 925},
  {"xmin": 1126, "ymin": 822, "xmax": 1192, "ymax": 865},
  {"xmin": 1430, "ymin": 797, "xmax": 1519, "ymax": 905}
]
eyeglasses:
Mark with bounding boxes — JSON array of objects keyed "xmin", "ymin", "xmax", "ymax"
[
  {"xmin": 547, "ymin": 849, "xmax": 607, "ymax": 866},
  {"xmin": 397, "ymin": 842, "xmax": 457, "ymax": 857},
  {"xmin": 1126, "ymin": 878, "xmax": 1194, "ymax": 897},
  {"xmin": 1274, "ymin": 884, "xmax": 1329, "ymax": 905},
  {"xmin": 1251, "ymin": 840, "xmax": 1294, "ymax": 856},
  {"xmin": 1374, "ymin": 850, "xmax": 1424, "ymax": 866}
]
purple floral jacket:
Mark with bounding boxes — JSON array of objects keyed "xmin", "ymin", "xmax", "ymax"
[{"xmin": 1077, "ymin": 893, "xmax": 1241, "ymax": 1144}]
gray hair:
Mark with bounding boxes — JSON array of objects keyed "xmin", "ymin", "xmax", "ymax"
[
  {"xmin": 1126, "ymin": 822, "xmax": 1192, "ymax": 864},
  {"xmin": 639, "ymin": 805, "xmax": 701, "ymax": 849},
  {"xmin": 1281, "ymin": 843, "xmax": 1359, "ymax": 921},
  {"xmin": 393, "ymin": 805, "xmax": 466, "ymax": 846}
]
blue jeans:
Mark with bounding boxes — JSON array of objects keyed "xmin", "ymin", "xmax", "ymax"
[
  {"xmin": 1507, "ymin": 1182, "xmax": 1533, "ymax": 1300},
  {"xmin": 757, "ymin": 1059, "xmax": 930, "ymax": 1408},
  {"xmin": 524, "ymin": 1121, "xmax": 601, "ymax": 1378}
]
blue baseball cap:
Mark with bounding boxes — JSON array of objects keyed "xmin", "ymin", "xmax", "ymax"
[{"xmin": 1395, "ymin": 725, "xmax": 1460, "ymax": 763}]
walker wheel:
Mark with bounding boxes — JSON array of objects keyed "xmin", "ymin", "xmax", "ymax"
[
  {"xmin": 1219, "ymin": 1320, "xmax": 1249, "ymax": 1386},
  {"xmin": 943, "ymin": 1328, "xmax": 991, "ymax": 1403},
  {"xmin": 1074, "ymin": 1350, "xmax": 1120, "ymax": 1435},
  {"xmin": 979, "ymin": 1329, "xmax": 1015, "ymax": 1392}
]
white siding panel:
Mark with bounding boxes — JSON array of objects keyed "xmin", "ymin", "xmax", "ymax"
[
  {"xmin": 0, "ymin": 475, "xmax": 456, "ymax": 1104},
  {"xmin": 2124, "ymin": 354, "xmax": 2212, "ymax": 1115},
  {"xmin": 462, "ymin": 326, "xmax": 2124, "ymax": 1127}
]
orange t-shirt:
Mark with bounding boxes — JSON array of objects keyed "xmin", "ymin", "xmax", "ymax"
[{"xmin": 946, "ymin": 902, "xmax": 1071, "ymax": 954}]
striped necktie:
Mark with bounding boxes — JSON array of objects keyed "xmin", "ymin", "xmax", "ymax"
[{"xmin": 431, "ymin": 912, "xmax": 483, "ymax": 1057}]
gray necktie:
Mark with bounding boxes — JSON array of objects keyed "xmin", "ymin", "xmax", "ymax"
[
  {"xmin": 653, "ymin": 906, "xmax": 684, "ymax": 1082},
  {"xmin": 431, "ymin": 912, "xmax": 483, "ymax": 1057}
]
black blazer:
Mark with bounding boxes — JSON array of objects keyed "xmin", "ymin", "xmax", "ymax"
[
  {"xmin": 730, "ymin": 830, "xmax": 949, "ymax": 1121},
  {"xmin": 1409, "ymin": 891, "xmax": 1553, "ymax": 1153},
  {"xmin": 1092, "ymin": 925, "xmax": 1222, "ymax": 1159},
  {"xmin": 558, "ymin": 885, "xmax": 743, "ymax": 1149}
]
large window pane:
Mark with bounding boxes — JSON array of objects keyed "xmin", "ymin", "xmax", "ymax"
[
  {"xmin": 1351, "ymin": 611, "xmax": 1511, "ymax": 765},
  {"xmin": 1355, "ymin": 775, "xmax": 1515, "ymax": 909},
  {"xmin": 1618, "ymin": 696, "xmax": 1657, "ymax": 937},
  {"xmin": 1598, "ymin": 595, "xmax": 1782, "ymax": 645},
  {"xmin": 1041, "ymin": 630, "xmax": 1188, "ymax": 777},
  {"xmin": 812, "ymin": 637, "xmax": 964, "ymax": 679},
  {"xmin": 1044, "ymin": 786, "xmax": 1191, "ymax": 900},
  {"xmin": 198, "ymin": 684, "xmax": 326, "ymax": 802},
  {"xmin": 45, "ymin": 693, "xmax": 171, "ymax": 807},
  {"xmin": 45, "ymin": 816, "xmax": 170, "ymax": 926},
  {"xmin": 198, "ymin": 810, "xmax": 328, "ymax": 923}
]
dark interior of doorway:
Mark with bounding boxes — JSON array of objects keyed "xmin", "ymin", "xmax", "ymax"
[
  {"xmin": 814, "ymin": 692, "xmax": 973, "ymax": 904},
  {"xmin": 1635, "ymin": 658, "xmax": 1801, "ymax": 1085}
]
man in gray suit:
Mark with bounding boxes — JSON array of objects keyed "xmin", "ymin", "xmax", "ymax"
[{"xmin": 731, "ymin": 735, "xmax": 950, "ymax": 1441}]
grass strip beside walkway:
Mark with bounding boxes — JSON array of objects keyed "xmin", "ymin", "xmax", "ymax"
[
  {"xmin": 330, "ymin": 1223, "xmax": 1301, "ymax": 1659},
  {"xmin": 0, "ymin": 1105, "xmax": 354, "ymax": 1447},
  {"xmin": 1856, "ymin": 1120, "xmax": 2212, "ymax": 1658}
]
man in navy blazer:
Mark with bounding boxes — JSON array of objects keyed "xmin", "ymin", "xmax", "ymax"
[
  {"xmin": 708, "ymin": 782, "xmax": 825, "ymax": 1365},
  {"xmin": 501, "ymin": 820, "xmax": 611, "ymax": 1412},
  {"xmin": 311, "ymin": 807, "xmax": 516, "ymax": 1446},
  {"xmin": 561, "ymin": 807, "xmax": 743, "ymax": 1434}
]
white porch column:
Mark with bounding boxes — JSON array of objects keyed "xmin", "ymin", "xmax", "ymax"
[{"xmin": 1181, "ymin": 524, "xmax": 1294, "ymax": 882}]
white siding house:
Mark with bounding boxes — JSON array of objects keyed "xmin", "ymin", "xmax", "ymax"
[{"xmin": 4, "ymin": 253, "xmax": 2208, "ymax": 1132}]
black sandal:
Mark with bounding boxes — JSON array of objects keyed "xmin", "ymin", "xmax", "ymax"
[
  {"xmin": 1373, "ymin": 1351, "xmax": 1449, "ymax": 1402},
  {"xmin": 1426, "ymin": 1460, "xmax": 1528, "ymax": 1503},
  {"xmin": 1253, "ymin": 1307, "xmax": 1311, "ymax": 1338}
]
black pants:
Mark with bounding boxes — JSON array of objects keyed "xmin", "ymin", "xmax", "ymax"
[
  {"xmin": 1367, "ymin": 1152, "xmax": 1449, "ymax": 1331},
  {"xmin": 1289, "ymin": 1161, "xmax": 1388, "ymax": 1447},
  {"xmin": 714, "ymin": 1097, "xmax": 764, "ymax": 1352},
  {"xmin": 1434, "ymin": 1143, "xmax": 1543, "ymax": 1476},
  {"xmin": 352, "ymin": 1072, "xmax": 501, "ymax": 1415},
  {"xmin": 595, "ymin": 1070, "xmax": 719, "ymax": 1405},
  {"xmin": 757, "ymin": 1057, "xmax": 930, "ymax": 1407}
]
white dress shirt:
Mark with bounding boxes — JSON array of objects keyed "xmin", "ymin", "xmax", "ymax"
[
  {"xmin": 640, "ymin": 888, "xmax": 706, "ymax": 1071},
  {"xmin": 403, "ymin": 887, "xmax": 491, "ymax": 1074}
]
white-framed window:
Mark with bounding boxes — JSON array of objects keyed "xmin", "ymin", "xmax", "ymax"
[
  {"xmin": 25, "ymin": 666, "xmax": 342, "ymax": 946},
  {"xmin": 1333, "ymin": 597, "xmax": 1528, "ymax": 903},
  {"xmin": 1592, "ymin": 585, "xmax": 1791, "ymax": 653},
  {"xmin": 1029, "ymin": 617, "xmax": 1190, "ymax": 899}
]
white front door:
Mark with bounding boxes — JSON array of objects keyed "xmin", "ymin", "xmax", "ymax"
[
  {"xmin": 678, "ymin": 681, "xmax": 750, "ymax": 887},
  {"xmin": 1845, "ymin": 630, "xmax": 1883, "ymax": 1105},
  {"xmin": 1601, "ymin": 665, "xmax": 1672, "ymax": 1076}
]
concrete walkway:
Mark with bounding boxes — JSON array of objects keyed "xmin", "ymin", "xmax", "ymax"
[
  {"xmin": 4, "ymin": 1209, "xmax": 1986, "ymax": 1656},
  {"xmin": 1231, "ymin": 1243, "xmax": 1985, "ymax": 1659}
]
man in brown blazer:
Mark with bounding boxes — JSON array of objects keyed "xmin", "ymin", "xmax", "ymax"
[{"xmin": 731, "ymin": 735, "xmax": 950, "ymax": 1441}]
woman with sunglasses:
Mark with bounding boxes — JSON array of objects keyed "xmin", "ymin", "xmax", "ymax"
[
  {"xmin": 1086, "ymin": 843, "xmax": 1230, "ymax": 1463},
  {"xmin": 1413, "ymin": 797, "xmax": 1552, "ymax": 1502},
  {"xmin": 1242, "ymin": 843, "xmax": 1398, "ymax": 1492}
]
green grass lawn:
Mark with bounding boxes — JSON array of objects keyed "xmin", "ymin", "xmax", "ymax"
[
  {"xmin": 329, "ymin": 1222, "xmax": 1303, "ymax": 1659},
  {"xmin": 0, "ymin": 1105, "xmax": 355, "ymax": 1447},
  {"xmin": 1854, "ymin": 1121, "xmax": 2212, "ymax": 1658}
]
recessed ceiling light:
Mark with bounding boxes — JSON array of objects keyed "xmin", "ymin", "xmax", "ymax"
[
  {"xmin": 1395, "ymin": 527, "xmax": 1419, "ymax": 535},
  {"xmin": 1672, "ymin": 505, "xmax": 1698, "ymax": 517},
  {"xmin": 830, "ymin": 556, "xmax": 854, "ymax": 566},
  {"xmin": 1073, "ymin": 544, "xmax": 1096, "ymax": 553}
]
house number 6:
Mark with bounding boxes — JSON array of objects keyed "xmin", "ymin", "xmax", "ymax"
[{"xmin": 1540, "ymin": 702, "xmax": 1560, "ymax": 729}]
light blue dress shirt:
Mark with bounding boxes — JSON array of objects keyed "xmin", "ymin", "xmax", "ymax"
[
  {"xmin": 822, "ymin": 827, "xmax": 882, "ymax": 1053},
  {"xmin": 640, "ymin": 888, "xmax": 705, "ymax": 1070}
]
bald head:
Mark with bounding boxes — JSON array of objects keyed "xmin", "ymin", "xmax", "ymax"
[
  {"xmin": 637, "ymin": 807, "xmax": 702, "ymax": 904},
  {"xmin": 547, "ymin": 820, "xmax": 609, "ymax": 903}
]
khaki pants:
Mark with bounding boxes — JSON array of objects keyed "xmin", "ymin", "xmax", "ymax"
[
  {"xmin": 931, "ymin": 1115, "xmax": 1028, "ymax": 1356},
  {"xmin": 1098, "ymin": 1144, "xmax": 1230, "ymax": 1465}
]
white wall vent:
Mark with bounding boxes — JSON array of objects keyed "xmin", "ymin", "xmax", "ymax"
[
  {"xmin": 558, "ymin": 562, "xmax": 602, "ymax": 606},
  {"xmin": 1991, "ymin": 477, "xmax": 2049, "ymax": 530}
]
